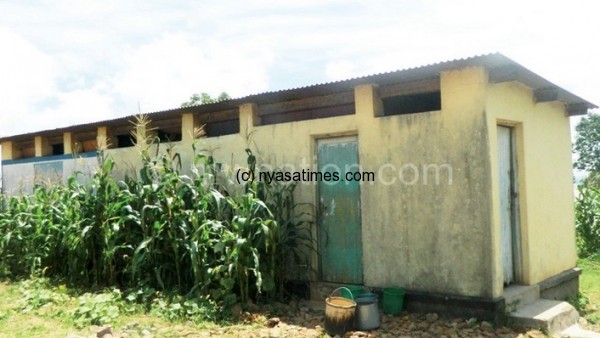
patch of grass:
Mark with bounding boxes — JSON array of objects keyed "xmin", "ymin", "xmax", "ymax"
[
  {"xmin": 0, "ymin": 282, "xmax": 76, "ymax": 338},
  {"xmin": 579, "ymin": 254, "xmax": 600, "ymax": 323},
  {"xmin": 0, "ymin": 277, "xmax": 225, "ymax": 337}
]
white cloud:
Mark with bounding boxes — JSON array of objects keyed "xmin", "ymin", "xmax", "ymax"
[
  {"xmin": 0, "ymin": 0, "xmax": 598, "ymax": 140},
  {"xmin": 325, "ymin": 60, "xmax": 359, "ymax": 81},
  {"xmin": 37, "ymin": 89, "xmax": 115, "ymax": 129},
  {"xmin": 113, "ymin": 33, "xmax": 273, "ymax": 113},
  {"xmin": 0, "ymin": 27, "xmax": 58, "ymax": 136}
]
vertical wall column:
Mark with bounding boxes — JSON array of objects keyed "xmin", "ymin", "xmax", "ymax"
[
  {"xmin": 97, "ymin": 126, "xmax": 115, "ymax": 150},
  {"xmin": 239, "ymin": 103, "xmax": 260, "ymax": 133},
  {"xmin": 181, "ymin": 113, "xmax": 196, "ymax": 145},
  {"xmin": 63, "ymin": 132, "xmax": 76, "ymax": 154},
  {"xmin": 354, "ymin": 84, "xmax": 382, "ymax": 118},
  {"xmin": 352, "ymin": 83, "xmax": 380, "ymax": 288},
  {"xmin": 34, "ymin": 136, "xmax": 51, "ymax": 157},
  {"xmin": 1, "ymin": 141, "xmax": 21, "ymax": 160}
]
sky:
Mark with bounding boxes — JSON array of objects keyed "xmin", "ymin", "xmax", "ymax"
[{"xmin": 0, "ymin": 0, "xmax": 598, "ymax": 138}]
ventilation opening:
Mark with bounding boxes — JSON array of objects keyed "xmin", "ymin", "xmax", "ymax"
[
  {"xmin": 204, "ymin": 119, "xmax": 239, "ymax": 137},
  {"xmin": 257, "ymin": 92, "xmax": 355, "ymax": 126},
  {"xmin": 260, "ymin": 103, "xmax": 355, "ymax": 126},
  {"xmin": 73, "ymin": 130, "xmax": 99, "ymax": 152},
  {"xmin": 21, "ymin": 145, "xmax": 35, "ymax": 158},
  {"xmin": 150, "ymin": 117, "xmax": 182, "ymax": 143},
  {"xmin": 157, "ymin": 130, "xmax": 182, "ymax": 142},
  {"xmin": 116, "ymin": 134, "xmax": 135, "ymax": 148},
  {"xmin": 382, "ymin": 91, "xmax": 441, "ymax": 116},
  {"xmin": 52, "ymin": 143, "xmax": 64, "ymax": 155}
]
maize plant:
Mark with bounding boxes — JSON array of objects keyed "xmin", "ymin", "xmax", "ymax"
[{"xmin": 0, "ymin": 116, "xmax": 315, "ymax": 308}]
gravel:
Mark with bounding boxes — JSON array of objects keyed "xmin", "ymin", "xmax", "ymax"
[{"xmin": 78, "ymin": 301, "xmax": 600, "ymax": 337}]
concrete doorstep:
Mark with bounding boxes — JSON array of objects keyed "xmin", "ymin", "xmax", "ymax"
[
  {"xmin": 562, "ymin": 324, "xmax": 600, "ymax": 338},
  {"xmin": 507, "ymin": 299, "xmax": 600, "ymax": 337}
]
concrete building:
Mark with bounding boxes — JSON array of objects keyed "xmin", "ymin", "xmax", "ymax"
[{"xmin": 0, "ymin": 53, "xmax": 596, "ymax": 319}]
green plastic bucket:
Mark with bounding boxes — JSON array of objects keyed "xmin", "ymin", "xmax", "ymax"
[
  {"xmin": 340, "ymin": 285, "xmax": 363, "ymax": 300},
  {"xmin": 383, "ymin": 287, "xmax": 405, "ymax": 315}
]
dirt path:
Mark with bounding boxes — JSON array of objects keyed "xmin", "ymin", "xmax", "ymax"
[{"xmin": 88, "ymin": 302, "xmax": 554, "ymax": 338}]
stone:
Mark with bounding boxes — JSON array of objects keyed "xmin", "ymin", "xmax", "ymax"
[
  {"xmin": 96, "ymin": 326, "xmax": 112, "ymax": 338},
  {"xmin": 265, "ymin": 317, "xmax": 280, "ymax": 328},
  {"xmin": 480, "ymin": 320, "xmax": 494, "ymax": 331},
  {"xmin": 425, "ymin": 313, "xmax": 438, "ymax": 322},
  {"xmin": 417, "ymin": 321, "xmax": 430, "ymax": 330}
]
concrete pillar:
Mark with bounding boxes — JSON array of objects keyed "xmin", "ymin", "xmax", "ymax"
[
  {"xmin": 63, "ymin": 132, "xmax": 75, "ymax": 154},
  {"xmin": 181, "ymin": 113, "xmax": 197, "ymax": 144},
  {"xmin": 34, "ymin": 136, "xmax": 51, "ymax": 157},
  {"xmin": 239, "ymin": 103, "xmax": 260, "ymax": 132},
  {"xmin": 1, "ymin": 141, "xmax": 21, "ymax": 160},
  {"xmin": 354, "ymin": 84, "xmax": 382, "ymax": 118},
  {"xmin": 97, "ymin": 126, "xmax": 116, "ymax": 150}
]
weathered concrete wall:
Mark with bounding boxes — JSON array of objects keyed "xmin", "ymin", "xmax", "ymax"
[
  {"xmin": 1, "ymin": 64, "xmax": 577, "ymax": 301},
  {"xmin": 486, "ymin": 81, "xmax": 577, "ymax": 297},
  {"xmin": 0, "ymin": 67, "xmax": 496, "ymax": 299},
  {"xmin": 356, "ymin": 67, "xmax": 494, "ymax": 297},
  {"xmin": 1, "ymin": 155, "xmax": 97, "ymax": 195}
]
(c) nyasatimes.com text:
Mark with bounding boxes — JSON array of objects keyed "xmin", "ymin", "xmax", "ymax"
[{"xmin": 235, "ymin": 168, "xmax": 375, "ymax": 184}]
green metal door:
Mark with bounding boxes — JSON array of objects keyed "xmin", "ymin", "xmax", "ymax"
[{"xmin": 317, "ymin": 136, "xmax": 363, "ymax": 284}]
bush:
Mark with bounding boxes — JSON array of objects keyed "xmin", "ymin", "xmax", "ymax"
[{"xmin": 575, "ymin": 184, "xmax": 600, "ymax": 258}]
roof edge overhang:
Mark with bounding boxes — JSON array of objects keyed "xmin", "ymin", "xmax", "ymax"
[{"xmin": 0, "ymin": 53, "xmax": 596, "ymax": 142}]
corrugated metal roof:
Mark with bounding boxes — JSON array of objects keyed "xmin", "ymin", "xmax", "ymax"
[{"xmin": 0, "ymin": 53, "xmax": 596, "ymax": 142}]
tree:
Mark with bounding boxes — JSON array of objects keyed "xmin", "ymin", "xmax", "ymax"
[
  {"xmin": 180, "ymin": 92, "xmax": 231, "ymax": 107},
  {"xmin": 574, "ymin": 113, "xmax": 600, "ymax": 174}
]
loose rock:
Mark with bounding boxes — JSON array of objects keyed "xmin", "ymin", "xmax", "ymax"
[
  {"xmin": 480, "ymin": 320, "xmax": 494, "ymax": 331},
  {"xmin": 265, "ymin": 317, "xmax": 280, "ymax": 328},
  {"xmin": 96, "ymin": 326, "xmax": 112, "ymax": 338},
  {"xmin": 425, "ymin": 312, "xmax": 438, "ymax": 322}
]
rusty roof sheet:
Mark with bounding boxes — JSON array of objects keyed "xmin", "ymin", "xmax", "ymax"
[{"xmin": 0, "ymin": 53, "xmax": 596, "ymax": 142}]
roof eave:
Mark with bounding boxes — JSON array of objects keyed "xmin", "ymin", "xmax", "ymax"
[{"xmin": 0, "ymin": 53, "xmax": 596, "ymax": 142}]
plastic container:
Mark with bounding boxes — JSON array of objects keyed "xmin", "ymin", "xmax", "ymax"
[
  {"xmin": 340, "ymin": 285, "xmax": 363, "ymax": 300},
  {"xmin": 383, "ymin": 287, "xmax": 405, "ymax": 315}
]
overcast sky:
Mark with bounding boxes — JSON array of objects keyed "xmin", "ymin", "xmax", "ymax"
[{"xmin": 0, "ymin": 0, "xmax": 598, "ymax": 138}]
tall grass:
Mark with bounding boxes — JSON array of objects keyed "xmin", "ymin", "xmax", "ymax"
[{"xmin": 0, "ymin": 117, "xmax": 314, "ymax": 308}]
